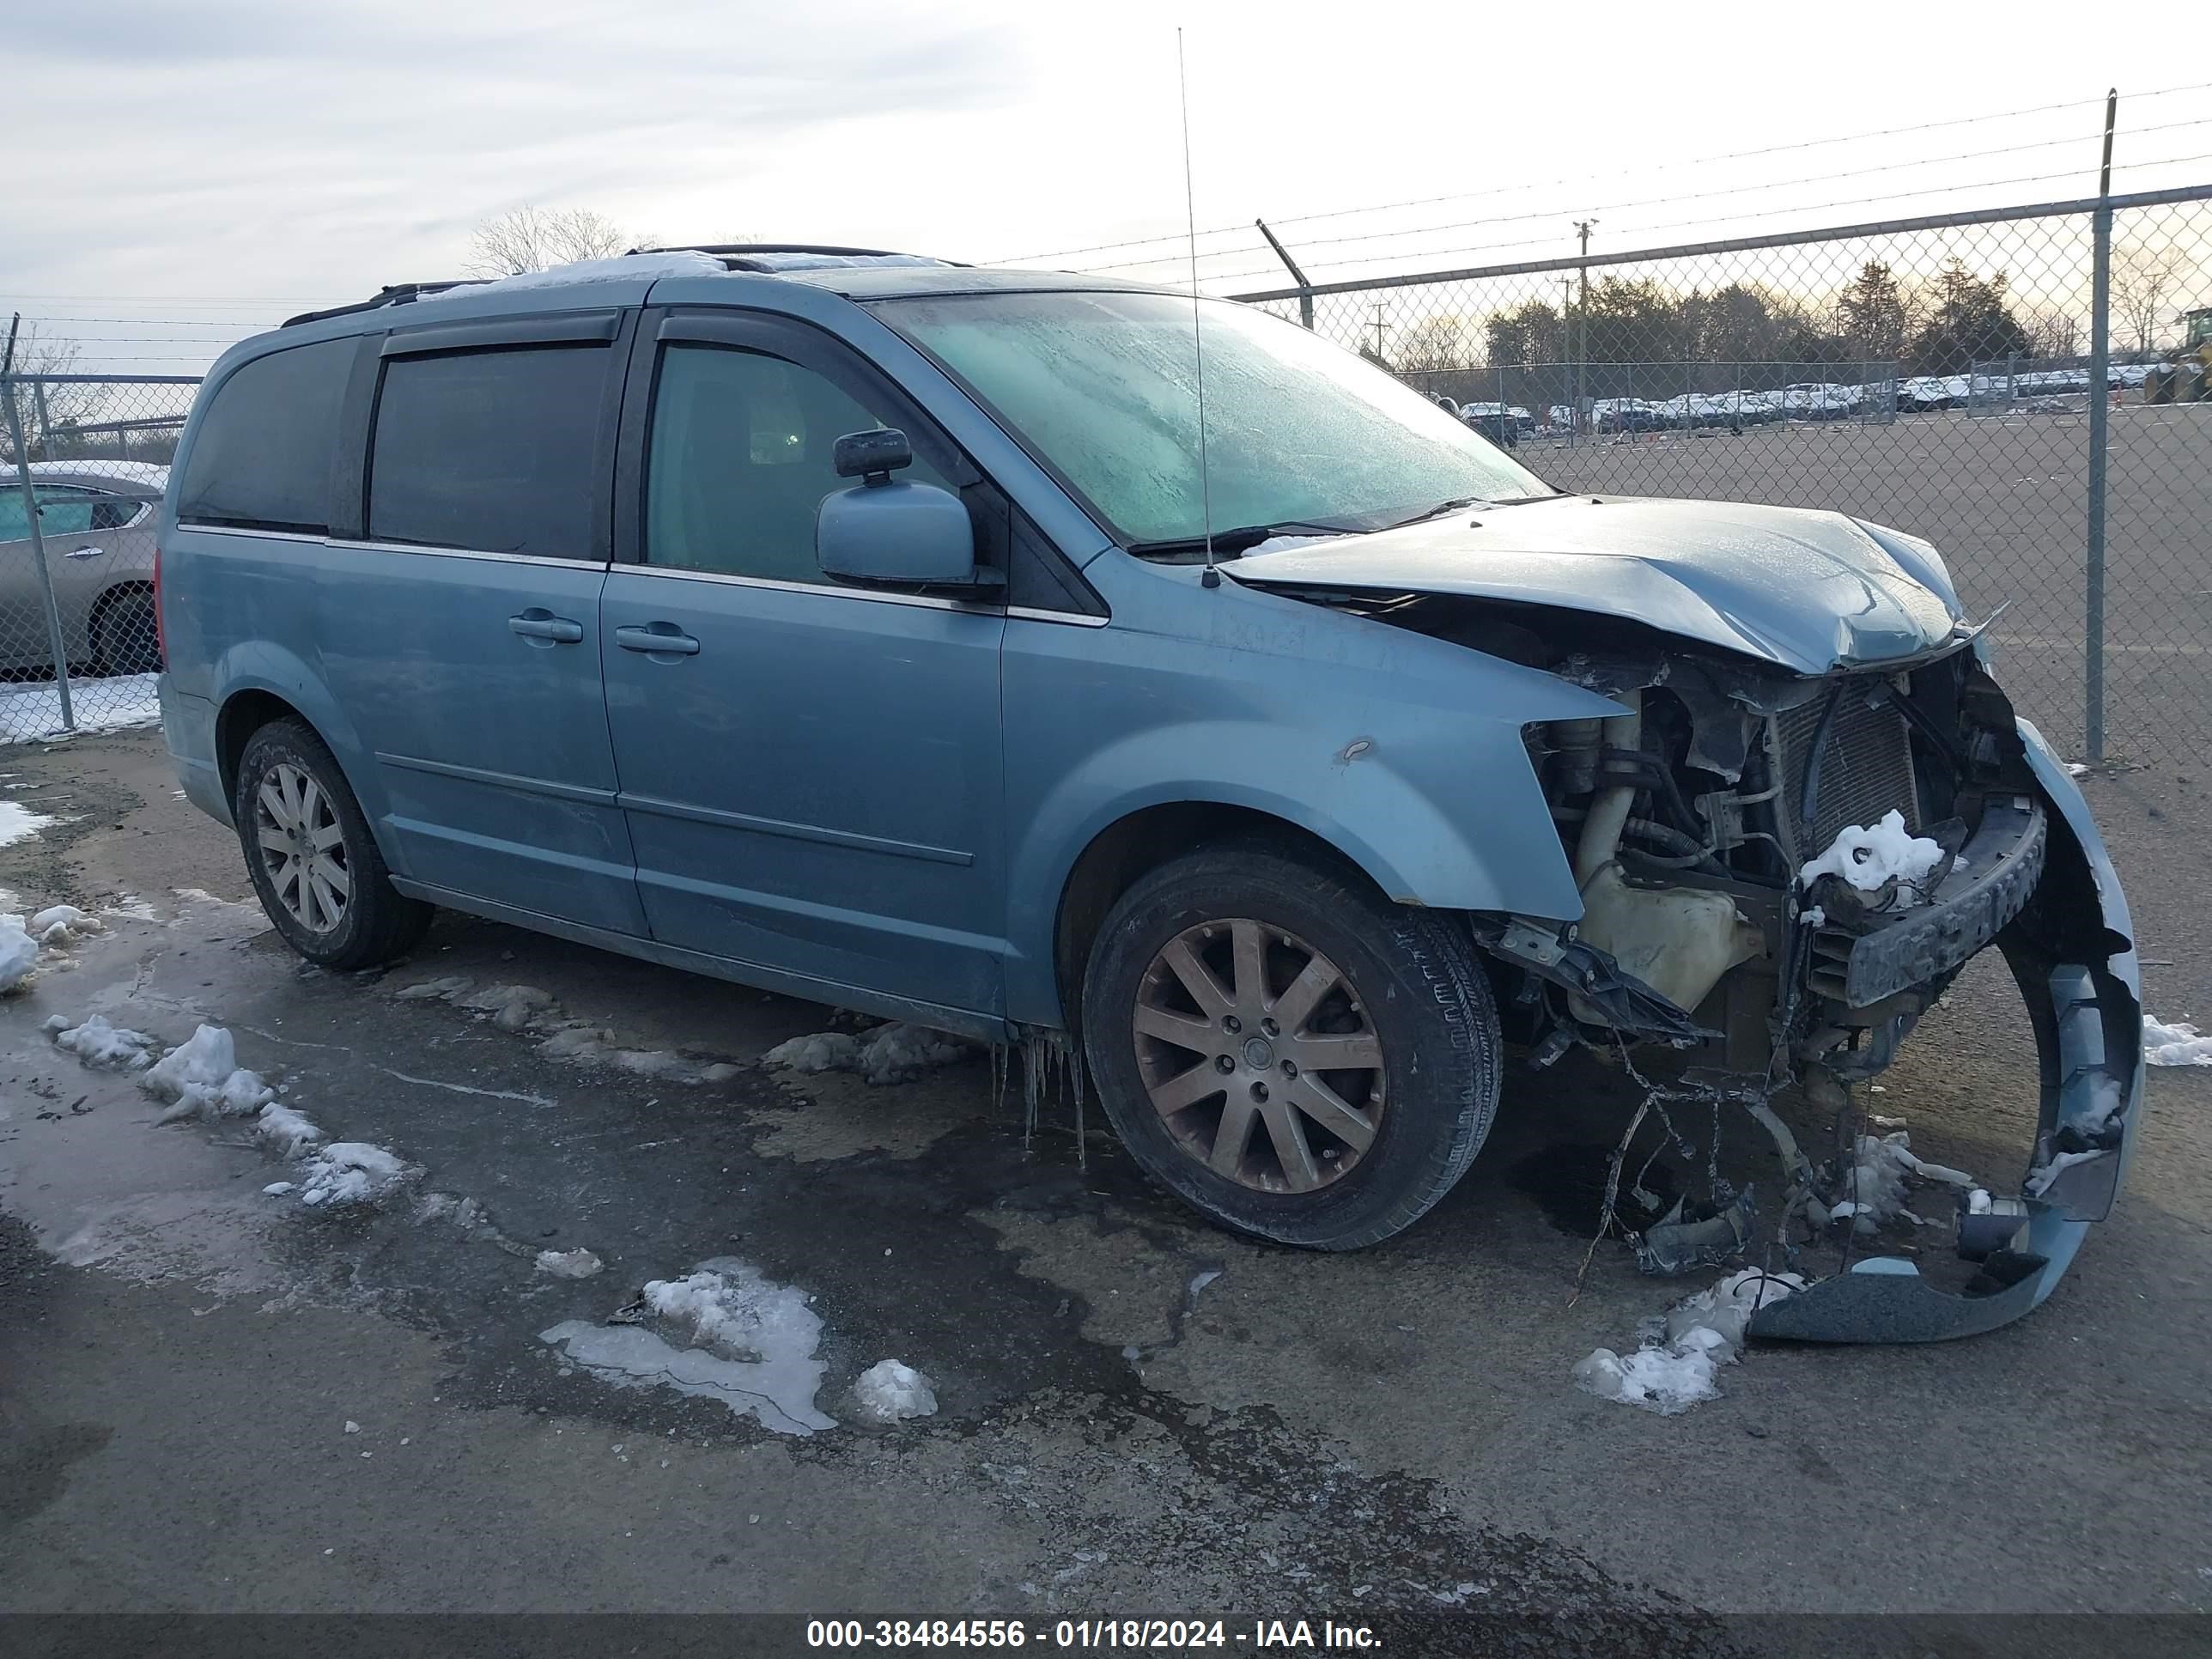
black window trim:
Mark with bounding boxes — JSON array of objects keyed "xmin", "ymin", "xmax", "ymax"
[
  {"xmin": 355, "ymin": 311, "xmax": 635, "ymax": 563},
  {"xmin": 613, "ymin": 306, "xmax": 1103, "ymax": 618}
]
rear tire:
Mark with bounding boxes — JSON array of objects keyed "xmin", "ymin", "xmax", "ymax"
[
  {"xmin": 92, "ymin": 588, "xmax": 160, "ymax": 676},
  {"xmin": 1079, "ymin": 839, "xmax": 1501, "ymax": 1249},
  {"xmin": 233, "ymin": 719, "xmax": 431, "ymax": 970}
]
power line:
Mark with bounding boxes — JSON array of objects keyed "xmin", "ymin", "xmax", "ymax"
[
  {"xmin": 988, "ymin": 78, "xmax": 2212, "ymax": 265},
  {"xmin": 1194, "ymin": 149, "xmax": 2212, "ymax": 286},
  {"xmin": 1069, "ymin": 113, "xmax": 2212, "ymax": 277}
]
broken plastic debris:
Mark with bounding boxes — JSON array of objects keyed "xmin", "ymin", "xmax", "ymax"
[
  {"xmin": 852, "ymin": 1358, "xmax": 939, "ymax": 1425},
  {"xmin": 1575, "ymin": 1268, "xmax": 1805, "ymax": 1414},
  {"xmin": 1632, "ymin": 1189, "xmax": 1755, "ymax": 1276},
  {"xmin": 2143, "ymin": 1017, "xmax": 2212, "ymax": 1066},
  {"xmin": 536, "ymin": 1248, "xmax": 605, "ymax": 1279},
  {"xmin": 1798, "ymin": 810, "xmax": 1945, "ymax": 902}
]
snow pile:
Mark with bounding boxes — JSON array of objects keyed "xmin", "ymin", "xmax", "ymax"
[
  {"xmin": 852, "ymin": 1358, "xmax": 939, "ymax": 1425},
  {"xmin": 1799, "ymin": 810, "xmax": 1946, "ymax": 902},
  {"xmin": 139, "ymin": 1024, "xmax": 276, "ymax": 1121},
  {"xmin": 0, "ymin": 803, "xmax": 58, "ymax": 848},
  {"xmin": 0, "ymin": 674, "xmax": 160, "ymax": 738},
  {"xmin": 2144, "ymin": 1017, "xmax": 2212, "ymax": 1066},
  {"xmin": 763, "ymin": 1023, "xmax": 972, "ymax": 1085},
  {"xmin": 1822, "ymin": 1129, "xmax": 1976, "ymax": 1233},
  {"xmin": 539, "ymin": 1257, "xmax": 836, "ymax": 1434},
  {"xmin": 763, "ymin": 1031, "xmax": 862, "ymax": 1073},
  {"xmin": 417, "ymin": 251, "xmax": 726, "ymax": 303},
  {"xmin": 256, "ymin": 1102, "xmax": 325, "ymax": 1155},
  {"xmin": 0, "ymin": 915, "xmax": 40, "ymax": 994},
  {"xmin": 46, "ymin": 1012, "xmax": 159, "ymax": 1070},
  {"xmin": 297, "ymin": 1141, "xmax": 417, "ymax": 1208},
  {"xmin": 29, "ymin": 905, "xmax": 104, "ymax": 947},
  {"xmin": 459, "ymin": 983, "xmax": 557, "ymax": 1032},
  {"xmin": 1573, "ymin": 1269, "xmax": 1805, "ymax": 1415},
  {"xmin": 536, "ymin": 1248, "xmax": 605, "ymax": 1279}
]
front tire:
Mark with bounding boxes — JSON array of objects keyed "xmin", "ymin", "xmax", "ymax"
[
  {"xmin": 1079, "ymin": 841, "xmax": 1501, "ymax": 1249},
  {"xmin": 233, "ymin": 719, "xmax": 431, "ymax": 970}
]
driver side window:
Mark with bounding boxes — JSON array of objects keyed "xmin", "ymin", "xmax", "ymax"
[{"xmin": 643, "ymin": 343, "xmax": 951, "ymax": 584}]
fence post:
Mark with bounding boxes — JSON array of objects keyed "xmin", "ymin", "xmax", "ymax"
[
  {"xmin": 31, "ymin": 379, "xmax": 50, "ymax": 456},
  {"xmin": 2, "ymin": 376, "xmax": 78, "ymax": 733},
  {"xmin": 2084, "ymin": 89, "xmax": 2117, "ymax": 763},
  {"xmin": 1255, "ymin": 218, "xmax": 1315, "ymax": 331}
]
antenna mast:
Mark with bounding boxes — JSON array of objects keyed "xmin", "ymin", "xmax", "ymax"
[{"xmin": 1176, "ymin": 27, "xmax": 1218, "ymax": 588}]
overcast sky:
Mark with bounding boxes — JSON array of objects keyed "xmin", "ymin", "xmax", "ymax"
[{"xmin": 7, "ymin": 0, "xmax": 2207, "ymax": 369}]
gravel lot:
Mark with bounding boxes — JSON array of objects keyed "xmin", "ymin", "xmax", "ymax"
[{"xmin": 3, "ymin": 729, "xmax": 2209, "ymax": 1646}]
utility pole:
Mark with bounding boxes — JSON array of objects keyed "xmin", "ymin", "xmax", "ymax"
[
  {"xmin": 1556, "ymin": 276, "xmax": 1576, "ymax": 443},
  {"xmin": 1573, "ymin": 220, "xmax": 1596, "ymax": 440},
  {"xmin": 1370, "ymin": 304, "xmax": 1388, "ymax": 363}
]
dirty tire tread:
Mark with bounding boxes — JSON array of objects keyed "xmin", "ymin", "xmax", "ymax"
[
  {"xmin": 233, "ymin": 718, "xmax": 432, "ymax": 971},
  {"xmin": 1080, "ymin": 835, "xmax": 1502, "ymax": 1250}
]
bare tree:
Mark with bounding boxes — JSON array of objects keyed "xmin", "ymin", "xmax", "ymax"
[
  {"xmin": 1392, "ymin": 313, "xmax": 1473, "ymax": 374},
  {"xmin": 2, "ymin": 319, "xmax": 106, "ymax": 460},
  {"xmin": 466, "ymin": 206, "xmax": 645, "ymax": 276},
  {"xmin": 2110, "ymin": 243, "xmax": 2191, "ymax": 355},
  {"xmin": 2026, "ymin": 305, "xmax": 2082, "ymax": 360}
]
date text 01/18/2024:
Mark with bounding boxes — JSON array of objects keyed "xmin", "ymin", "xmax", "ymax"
[{"xmin": 805, "ymin": 1620, "xmax": 1382, "ymax": 1649}]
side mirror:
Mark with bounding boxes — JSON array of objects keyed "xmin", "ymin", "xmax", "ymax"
[{"xmin": 817, "ymin": 428, "xmax": 992, "ymax": 586}]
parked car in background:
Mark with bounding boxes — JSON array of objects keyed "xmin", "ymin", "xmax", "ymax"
[
  {"xmin": 153, "ymin": 247, "xmax": 2138, "ymax": 1340},
  {"xmin": 0, "ymin": 459, "xmax": 167, "ymax": 674}
]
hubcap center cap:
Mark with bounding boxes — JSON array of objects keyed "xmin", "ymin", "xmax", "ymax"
[{"xmin": 1240, "ymin": 1035, "xmax": 1275, "ymax": 1071}]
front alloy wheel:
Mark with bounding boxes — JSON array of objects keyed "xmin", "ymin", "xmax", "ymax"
[{"xmin": 1083, "ymin": 839, "xmax": 1503, "ymax": 1249}]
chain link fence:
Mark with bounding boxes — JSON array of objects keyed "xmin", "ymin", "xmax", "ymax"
[
  {"xmin": 1235, "ymin": 185, "xmax": 2212, "ymax": 764},
  {"xmin": 2, "ymin": 374, "xmax": 197, "ymax": 743}
]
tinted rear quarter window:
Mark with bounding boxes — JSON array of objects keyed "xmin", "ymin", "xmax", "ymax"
[
  {"xmin": 178, "ymin": 338, "xmax": 354, "ymax": 532},
  {"xmin": 368, "ymin": 346, "xmax": 605, "ymax": 557}
]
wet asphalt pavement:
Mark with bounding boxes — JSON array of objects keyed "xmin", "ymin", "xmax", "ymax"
[{"xmin": 2, "ymin": 731, "xmax": 2209, "ymax": 1644}]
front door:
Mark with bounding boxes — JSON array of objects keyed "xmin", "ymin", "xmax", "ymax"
[
  {"xmin": 600, "ymin": 317, "xmax": 1007, "ymax": 1016},
  {"xmin": 316, "ymin": 319, "xmax": 643, "ymax": 936}
]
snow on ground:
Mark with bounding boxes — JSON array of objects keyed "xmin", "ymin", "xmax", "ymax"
[
  {"xmin": 0, "ymin": 915, "xmax": 39, "ymax": 992},
  {"xmin": 256, "ymin": 1102, "xmax": 325, "ymax": 1155},
  {"xmin": 1799, "ymin": 810, "xmax": 1946, "ymax": 901},
  {"xmin": 535, "ymin": 1248, "xmax": 605, "ymax": 1279},
  {"xmin": 29, "ymin": 904, "xmax": 103, "ymax": 945},
  {"xmin": 1573, "ymin": 1269, "xmax": 1807, "ymax": 1415},
  {"xmin": 0, "ymin": 673, "xmax": 161, "ymax": 741},
  {"xmin": 297, "ymin": 1141, "xmax": 417, "ymax": 1208},
  {"xmin": 390, "ymin": 975, "xmax": 738, "ymax": 1084},
  {"xmin": 540, "ymin": 1257, "xmax": 836, "ymax": 1434},
  {"xmin": 0, "ymin": 803, "xmax": 58, "ymax": 847},
  {"xmin": 2144, "ymin": 1017, "xmax": 2212, "ymax": 1066},
  {"xmin": 46, "ymin": 1012, "xmax": 159, "ymax": 1069},
  {"xmin": 852, "ymin": 1358, "xmax": 939, "ymax": 1425},
  {"xmin": 139, "ymin": 1024, "xmax": 276, "ymax": 1121},
  {"xmin": 763, "ymin": 1022, "xmax": 973, "ymax": 1086}
]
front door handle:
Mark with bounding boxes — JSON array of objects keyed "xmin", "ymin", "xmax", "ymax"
[
  {"xmin": 65, "ymin": 545, "xmax": 105, "ymax": 560},
  {"xmin": 509, "ymin": 610, "xmax": 585, "ymax": 644},
  {"xmin": 615, "ymin": 623, "xmax": 701, "ymax": 657}
]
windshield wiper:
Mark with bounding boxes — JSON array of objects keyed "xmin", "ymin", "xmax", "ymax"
[{"xmin": 1124, "ymin": 520, "xmax": 1346, "ymax": 559}]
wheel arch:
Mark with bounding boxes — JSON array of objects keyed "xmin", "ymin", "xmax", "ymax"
[{"xmin": 1045, "ymin": 800, "xmax": 1392, "ymax": 1035}]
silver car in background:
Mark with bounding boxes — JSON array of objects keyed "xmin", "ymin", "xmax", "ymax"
[{"xmin": 0, "ymin": 459, "xmax": 166, "ymax": 674}]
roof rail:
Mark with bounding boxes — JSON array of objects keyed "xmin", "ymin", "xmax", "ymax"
[
  {"xmin": 283, "ymin": 281, "xmax": 483, "ymax": 328},
  {"xmin": 633, "ymin": 242, "xmax": 958, "ymax": 270}
]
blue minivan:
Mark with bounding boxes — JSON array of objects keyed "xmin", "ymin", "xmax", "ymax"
[{"xmin": 157, "ymin": 245, "xmax": 2139, "ymax": 1334}]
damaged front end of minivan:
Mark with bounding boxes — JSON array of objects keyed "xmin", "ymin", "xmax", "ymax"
[{"xmin": 1235, "ymin": 502, "xmax": 2142, "ymax": 1341}]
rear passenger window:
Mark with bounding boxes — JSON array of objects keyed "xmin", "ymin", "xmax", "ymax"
[
  {"xmin": 368, "ymin": 346, "xmax": 607, "ymax": 558},
  {"xmin": 177, "ymin": 338, "xmax": 353, "ymax": 532},
  {"xmin": 644, "ymin": 343, "xmax": 951, "ymax": 583}
]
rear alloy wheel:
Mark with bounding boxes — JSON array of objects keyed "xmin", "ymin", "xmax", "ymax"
[
  {"xmin": 1082, "ymin": 841, "xmax": 1501, "ymax": 1249},
  {"xmin": 234, "ymin": 719, "xmax": 432, "ymax": 970}
]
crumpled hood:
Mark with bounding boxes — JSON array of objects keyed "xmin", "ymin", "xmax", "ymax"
[{"xmin": 1229, "ymin": 495, "xmax": 1966, "ymax": 673}]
